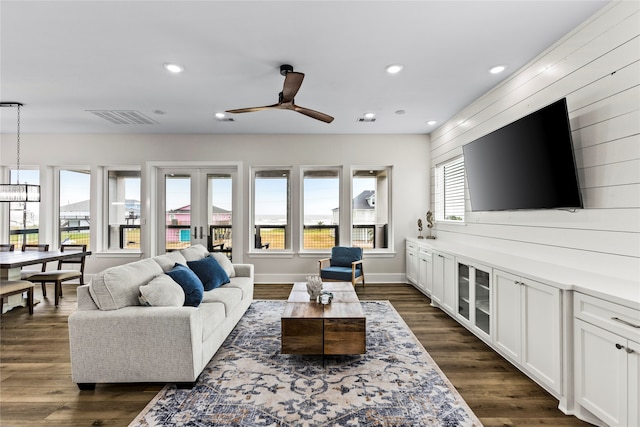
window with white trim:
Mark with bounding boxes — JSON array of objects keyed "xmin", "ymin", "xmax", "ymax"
[
  {"xmin": 435, "ymin": 156, "xmax": 465, "ymax": 222},
  {"xmin": 106, "ymin": 168, "xmax": 141, "ymax": 251},
  {"xmin": 252, "ymin": 168, "xmax": 291, "ymax": 250},
  {"xmin": 302, "ymin": 167, "xmax": 340, "ymax": 250}
]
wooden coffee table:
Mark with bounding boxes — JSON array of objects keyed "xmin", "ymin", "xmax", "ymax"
[{"xmin": 281, "ymin": 282, "xmax": 366, "ymax": 355}]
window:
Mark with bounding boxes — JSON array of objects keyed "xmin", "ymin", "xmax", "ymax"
[
  {"xmin": 252, "ymin": 168, "xmax": 291, "ymax": 250},
  {"xmin": 106, "ymin": 169, "xmax": 141, "ymax": 251},
  {"xmin": 8, "ymin": 169, "xmax": 40, "ymax": 247},
  {"xmin": 351, "ymin": 168, "xmax": 390, "ymax": 249},
  {"xmin": 59, "ymin": 169, "xmax": 91, "ymax": 248},
  {"xmin": 302, "ymin": 168, "xmax": 340, "ymax": 250},
  {"xmin": 435, "ymin": 156, "xmax": 465, "ymax": 222}
]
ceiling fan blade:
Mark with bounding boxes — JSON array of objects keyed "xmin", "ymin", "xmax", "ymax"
[
  {"xmin": 226, "ymin": 104, "xmax": 280, "ymax": 114},
  {"xmin": 281, "ymin": 72, "xmax": 304, "ymax": 103},
  {"xmin": 294, "ymin": 105, "xmax": 334, "ymax": 123}
]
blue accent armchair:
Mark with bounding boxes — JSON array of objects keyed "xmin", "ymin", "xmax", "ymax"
[{"xmin": 318, "ymin": 246, "xmax": 365, "ymax": 287}]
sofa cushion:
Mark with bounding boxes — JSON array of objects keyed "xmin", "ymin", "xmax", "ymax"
[
  {"xmin": 166, "ymin": 264, "xmax": 204, "ymax": 307},
  {"xmin": 202, "ymin": 287, "xmax": 243, "ymax": 317},
  {"xmin": 180, "ymin": 244, "xmax": 209, "ymax": 262},
  {"xmin": 199, "ymin": 302, "xmax": 227, "ymax": 342},
  {"xmin": 138, "ymin": 275, "xmax": 185, "ymax": 307},
  {"xmin": 187, "ymin": 256, "xmax": 230, "ymax": 291},
  {"xmin": 153, "ymin": 251, "xmax": 187, "ymax": 272},
  {"xmin": 89, "ymin": 258, "xmax": 163, "ymax": 310},
  {"xmin": 223, "ymin": 277, "xmax": 253, "ymax": 300},
  {"xmin": 210, "ymin": 252, "xmax": 236, "ymax": 278}
]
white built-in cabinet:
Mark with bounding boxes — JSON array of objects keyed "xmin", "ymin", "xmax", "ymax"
[
  {"xmin": 574, "ymin": 293, "xmax": 640, "ymax": 427},
  {"xmin": 404, "ymin": 238, "xmax": 639, "ymax": 427},
  {"xmin": 432, "ymin": 250, "xmax": 455, "ymax": 313},
  {"xmin": 493, "ymin": 269, "xmax": 562, "ymax": 394},
  {"xmin": 456, "ymin": 259, "xmax": 492, "ymax": 342}
]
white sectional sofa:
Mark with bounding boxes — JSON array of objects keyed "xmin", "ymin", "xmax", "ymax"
[{"xmin": 68, "ymin": 245, "xmax": 253, "ymax": 390}]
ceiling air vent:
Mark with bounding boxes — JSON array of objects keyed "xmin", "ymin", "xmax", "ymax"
[{"xmin": 87, "ymin": 110, "xmax": 158, "ymax": 125}]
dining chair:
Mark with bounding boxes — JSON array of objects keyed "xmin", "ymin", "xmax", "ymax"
[
  {"xmin": 20, "ymin": 244, "xmax": 51, "ymax": 289},
  {"xmin": 27, "ymin": 244, "xmax": 87, "ymax": 306},
  {"xmin": 0, "ymin": 244, "xmax": 15, "ymax": 252}
]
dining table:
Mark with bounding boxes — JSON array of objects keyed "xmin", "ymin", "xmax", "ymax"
[{"xmin": 0, "ymin": 249, "xmax": 92, "ymax": 281}]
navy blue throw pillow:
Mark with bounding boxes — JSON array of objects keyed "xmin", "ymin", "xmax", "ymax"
[
  {"xmin": 187, "ymin": 256, "xmax": 230, "ymax": 291},
  {"xmin": 166, "ymin": 263, "xmax": 204, "ymax": 307}
]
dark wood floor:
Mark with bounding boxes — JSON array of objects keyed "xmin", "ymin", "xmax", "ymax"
[{"xmin": 0, "ymin": 283, "xmax": 590, "ymax": 426}]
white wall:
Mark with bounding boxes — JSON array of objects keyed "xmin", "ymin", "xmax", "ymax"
[
  {"xmin": 1, "ymin": 133, "xmax": 430, "ymax": 283},
  {"xmin": 429, "ymin": 1, "xmax": 639, "ymax": 282}
]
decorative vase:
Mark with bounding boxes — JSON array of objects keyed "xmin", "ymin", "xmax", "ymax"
[{"xmin": 306, "ymin": 276, "xmax": 323, "ymax": 301}]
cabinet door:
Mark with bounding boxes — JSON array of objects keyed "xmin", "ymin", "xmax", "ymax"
[
  {"xmin": 405, "ymin": 242, "xmax": 417, "ymax": 284},
  {"xmin": 493, "ymin": 270, "xmax": 522, "ymax": 362},
  {"xmin": 575, "ymin": 319, "xmax": 628, "ymax": 427},
  {"xmin": 522, "ymin": 278, "xmax": 561, "ymax": 393},
  {"xmin": 441, "ymin": 253, "xmax": 455, "ymax": 314},
  {"xmin": 431, "ymin": 253, "xmax": 445, "ymax": 305},
  {"xmin": 457, "ymin": 262, "xmax": 471, "ymax": 323},
  {"xmin": 417, "ymin": 249, "xmax": 432, "ymax": 295},
  {"xmin": 474, "ymin": 266, "xmax": 491, "ymax": 337},
  {"xmin": 629, "ymin": 339, "xmax": 640, "ymax": 427}
]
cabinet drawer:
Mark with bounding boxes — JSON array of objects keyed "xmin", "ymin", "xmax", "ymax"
[
  {"xmin": 418, "ymin": 249, "xmax": 431, "ymax": 261},
  {"xmin": 574, "ymin": 293, "xmax": 640, "ymax": 341}
]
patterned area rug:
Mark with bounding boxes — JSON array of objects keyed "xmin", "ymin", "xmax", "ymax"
[{"xmin": 129, "ymin": 300, "xmax": 482, "ymax": 426}]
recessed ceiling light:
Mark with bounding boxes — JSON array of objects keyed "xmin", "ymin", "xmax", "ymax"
[
  {"xmin": 364, "ymin": 112, "xmax": 375, "ymax": 119},
  {"xmin": 215, "ymin": 112, "xmax": 226, "ymax": 119},
  {"xmin": 385, "ymin": 64, "xmax": 403, "ymax": 74},
  {"xmin": 489, "ymin": 65, "xmax": 506, "ymax": 74},
  {"xmin": 427, "ymin": 120, "xmax": 437, "ymax": 126},
  {"xmin": 164, "ymin": 63, "xmax": 184, "ymax": 73}
]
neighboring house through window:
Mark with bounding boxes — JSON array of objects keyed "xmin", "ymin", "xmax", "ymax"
[
  {"xmin": 106, "ymin": 168, "xmax": 141, "ymax": 251},
  {"xmin": 351, "ymin": 168, "xmax": 391, "ymax": 249}
]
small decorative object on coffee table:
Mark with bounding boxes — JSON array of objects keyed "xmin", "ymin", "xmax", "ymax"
[
  {"xmin": 319, "ymin": 291, "xmax": 333, "ymax": 305},
  {"xmin": 305, "ymin": 276, "xmax": 323, "ymax": 301}
]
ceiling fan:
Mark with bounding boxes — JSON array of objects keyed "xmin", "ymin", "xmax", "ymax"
[{"xmin": 225, "ymin": 64, "xmax": 334, "ymax": 123}]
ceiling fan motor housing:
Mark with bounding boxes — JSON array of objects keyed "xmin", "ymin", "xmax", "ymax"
[{"xmin": 280, "ymin": 64, "xmax": 294, "ymax": 76}]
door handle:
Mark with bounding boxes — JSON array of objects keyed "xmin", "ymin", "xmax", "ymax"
[
  {"xmin": 193, "ymin": 226, "xmax": 198, "ymax": 239},
  {"xmin": 200, "ymin": 226, "xmax": 204, "ymax": 240}
]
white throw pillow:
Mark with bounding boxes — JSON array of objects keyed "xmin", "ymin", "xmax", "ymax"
[
  {"xmin": 89, "ymin": 258, "xmax": 163, "ymax": 310},
  {"xmin": 138, "ymin": 275, "xmax": 185, "ymax": 307},
  {"xmin": 153, "ymin": 251, "xmax": 188, "ymax": 272},
  {"xmin": 210, "ymin": 252, "xmax": 236, "ymax": 278},
  {"xmin": 180, "ymin": 244, "xmax": 209, "ymax": 262}
]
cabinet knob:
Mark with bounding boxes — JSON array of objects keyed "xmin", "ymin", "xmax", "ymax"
[
  {"xmin": 615, "ymin": 343, "xmax": 624, "ymax": 350},
  {"xmin": 626, "ymin": 348, "xmax": 635, "ymax": 354}
]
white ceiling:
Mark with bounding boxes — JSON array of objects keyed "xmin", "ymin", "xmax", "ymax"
[{"xmin": 0, "ymin": 0, "xmax": 608, "ymax": 135}]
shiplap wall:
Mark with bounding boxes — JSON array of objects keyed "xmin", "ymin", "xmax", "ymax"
[{"xmin": 429, "ymin": 1, "xmax": 639, "ymax": 282}]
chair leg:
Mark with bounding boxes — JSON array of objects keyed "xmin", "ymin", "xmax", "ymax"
[
  {"xmin": 55, "ymin": 281, "xmax": 62, "ymax": 306},
  {"xmin": 41, "ymin": 282, "xmax": 47, "ymax": 297},
  {"xmin": 27, "ymin": 287, "xmax": 34, "ymax": 315}
]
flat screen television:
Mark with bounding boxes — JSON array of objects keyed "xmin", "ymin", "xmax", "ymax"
[{"xmin": 462, "ymin": 98, "xmax": 583, "ymax": 212}]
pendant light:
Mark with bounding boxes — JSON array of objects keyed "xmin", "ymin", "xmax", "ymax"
[{"xmin": 0, "ymin": 102, "xmax": 41, "ymax": 202}]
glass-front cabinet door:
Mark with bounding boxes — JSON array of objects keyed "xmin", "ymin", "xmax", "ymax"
[
  {"xmin": 456, "ymin": 258, "xmax": 492, "ymax": 341},
  {"xmin": 474, "ymin": 268, "xmax": 491, "ymax": 335},
  {"xmin": 458, "ymin": 263, "xmax": 470, "ymax": 321}
]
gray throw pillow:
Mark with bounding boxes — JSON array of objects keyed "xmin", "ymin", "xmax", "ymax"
[
  {"xmin": 210, "ymin": 252, "xmax": 236, "ymax": 278},
  {"xmin": 139, "ymin": 275, "xmax": 185, "ymax": 307}
]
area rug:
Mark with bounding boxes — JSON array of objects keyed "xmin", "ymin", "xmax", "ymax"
[{"xmin": 129, "ymin": 300, "xmax": 482, "ymax": 426}]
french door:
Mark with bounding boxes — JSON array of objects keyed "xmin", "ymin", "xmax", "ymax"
[{"xmin": 157, "ymin": 167, "xmax": 235, "ymax": 256}]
